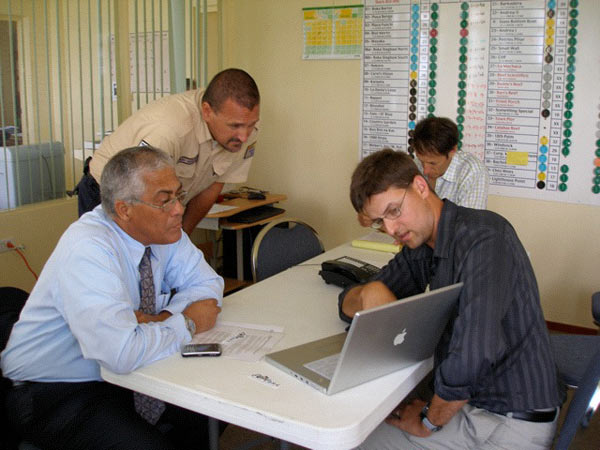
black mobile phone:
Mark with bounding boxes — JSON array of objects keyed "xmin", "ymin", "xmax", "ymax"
[{"xmin": 181, "ymin": 343, "xmax": 222, "ymax": 357}]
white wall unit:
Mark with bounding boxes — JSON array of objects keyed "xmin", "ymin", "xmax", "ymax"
[{"xmin": 0, "ymin": 142, "xmax": 66, "ymax": 210}]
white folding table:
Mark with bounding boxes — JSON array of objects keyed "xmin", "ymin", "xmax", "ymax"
[{"xmin": 101, "ymin": 242, "xmax": 432, "ymax": 450}]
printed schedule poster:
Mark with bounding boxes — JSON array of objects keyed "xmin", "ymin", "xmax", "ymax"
[
  {"xmin": 360, "ymin": 0, "xmax": 600, "ymax": 206},
  {"xmin": 303, "ymin": 5, "xmax": 364, "ymax": 59}
]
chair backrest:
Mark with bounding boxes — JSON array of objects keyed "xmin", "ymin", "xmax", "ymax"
[
  {"xmin": 0, "ymin": 287, "xmax": 29, "ymax": 351},
  {"xmin": 251, "ymin": 217, "xmax": 324, "ymax": 282},
  {"xmin": 553, "ymin": 347, "xmax": 600, "ymax": 450},
  {"xmin": 551, "ymin": 334, "xmax": 600, "ymax": 388},
  {"xmin": 0, "ymin": 287, "xmax": 30, "ymax": 450},
  {"xmin": 592, "ymin": 291, "xmax": 600, "ymax": 327}
]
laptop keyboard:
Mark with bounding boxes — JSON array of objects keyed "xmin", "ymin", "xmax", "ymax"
[{"xmin": 304, "ymin": 353, "xmax": 340, "ymax": 380}]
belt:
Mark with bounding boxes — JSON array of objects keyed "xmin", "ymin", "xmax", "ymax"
[{"xmin": 503, "ymin": 408, "xmax": 558, "ymax": 423}]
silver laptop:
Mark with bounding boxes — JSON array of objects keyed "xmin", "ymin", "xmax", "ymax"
[{"xmin": 265, "ymin": 283, "xmax": 463, "ymax": 395}]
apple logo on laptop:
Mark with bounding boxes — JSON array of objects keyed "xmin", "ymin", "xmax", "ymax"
[{"xmin": 393, "ymin": 328, "xmax": 407, "ymax": 346}]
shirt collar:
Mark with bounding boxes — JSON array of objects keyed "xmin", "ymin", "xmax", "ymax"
[
  {"xmin": 432, "ymin": 199, "xmax": 458, "ymax": 261},
  {"xmin": 196, "ymin": 113, "xmax": 215, "ymax": 147},
  {"xmin": 440, "ymin": 152, "xmax": 462, "ymax": 183},
  {"xmin": 99, "ymin": 206, "xmax": 155, "ymax": 264}
]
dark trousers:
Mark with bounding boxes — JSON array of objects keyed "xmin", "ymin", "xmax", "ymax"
[
  {"xmin": 6, "ymin": 381, "xmax": 214, "ymax": 450},
  {"xmin": 75, "ymin": 157, "xmax": 101, "ymax": 216}
]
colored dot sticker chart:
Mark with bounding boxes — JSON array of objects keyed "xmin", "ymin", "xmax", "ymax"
[
  {"xmin": 303, "ymin": 5, "xmax": 364, "ymax": 59},
  {"xmin": 360, "ymin": 0, "xmax": 600, "ymax": 206}
]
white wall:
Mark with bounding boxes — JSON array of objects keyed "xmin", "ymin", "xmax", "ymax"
[
  {"xmin": 2, "ymin": 0, "xmax": 598, "ymax": 329},
  {"xmin": 222, "ymin": 0, "xmax": 600, "ymax": 329}
]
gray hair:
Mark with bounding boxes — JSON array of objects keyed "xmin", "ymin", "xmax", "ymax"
[{"xmin": 100, "ymin": 146, "xmax": 173, "ymax": 217}]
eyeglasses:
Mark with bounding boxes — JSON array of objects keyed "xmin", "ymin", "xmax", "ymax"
[
  {"xmin": 368, "ymin": 188, "xmax": 408, "ymax": 230},
  {"xmin": 133, "ymin": 191, "xmax": 187, "ymax": 212}
]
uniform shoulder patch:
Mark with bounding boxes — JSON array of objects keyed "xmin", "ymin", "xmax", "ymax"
[{"xmin": 177, "ymin": 155, "xmax": 199, "ymax": 165}]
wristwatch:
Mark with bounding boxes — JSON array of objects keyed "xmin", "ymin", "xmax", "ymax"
[
  {"xmin": 420, "ymin": 403, "xmax": 443, "ymax": 432},
  {"xmin": 182, "ymin": 314, "xmax": 196, "ymax": 337}
]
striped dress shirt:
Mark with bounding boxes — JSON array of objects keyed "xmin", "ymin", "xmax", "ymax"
[{"xmin": 339, "ymin": 200, "xmax": 563, "ymax": 413}]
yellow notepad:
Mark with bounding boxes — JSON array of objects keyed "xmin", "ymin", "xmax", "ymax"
[{"xmin": 351, "ymin": 231, "xmax": 401, "ymax": 253}]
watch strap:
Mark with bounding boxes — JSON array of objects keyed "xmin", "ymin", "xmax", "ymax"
[
  {"xmin": 183, "ymin": 314, "xmax": 196, "ymax": 337},
  {"xmin": 420, "ymin": 404, "xmax": 443, "ymax": 432}
]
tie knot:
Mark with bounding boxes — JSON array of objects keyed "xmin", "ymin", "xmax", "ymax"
[{"xmin": 140, "ymin": 247, "xmax": 152, "ymax": 270}]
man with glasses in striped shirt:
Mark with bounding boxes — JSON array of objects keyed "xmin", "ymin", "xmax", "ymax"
[{"xmin": 340, "ymin": 149, "xmax": 563, "ymax": 450}]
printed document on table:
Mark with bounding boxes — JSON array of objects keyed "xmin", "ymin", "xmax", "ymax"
[
  {"xmin": 192, "ymin": 321, "xmax": 284, "ymax": 362},
  {"xmin": 196, "ymin": 204, "xmax": 238, "ymax": 230},
  {"xmin": 209, "ymin": 204, "xmax": 237, "ymax": 214}
]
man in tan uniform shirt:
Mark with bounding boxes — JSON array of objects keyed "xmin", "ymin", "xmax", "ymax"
[{"xmin": 82, "ymin": 68, "xmax": 260, "ymax": 234}]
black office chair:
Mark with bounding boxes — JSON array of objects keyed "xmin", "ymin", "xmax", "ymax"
[
  {"xmin": 592, "ymin": 291, "xmax": 600, "ymax": 329},
  {"xmin": 551, "ymin": 292, "xmax": 600, "ymax": 387},
  {"xmin": 551, "ymin": 334, "xmax": 600, "ymax": 388},
  {"xmin": 243, "ymin": 219, "xmax": 323, "ymax": 449},
  {"xmin": 251, "ymin": 217, "xmax": 324, "ymax": 283},
  {"xmin": 0, "ymin": 287, "xmax": 42, "ymax": 450},
  {"xmin": 553, "ymin": 346, "xmax": 600, "ymax": 449}
]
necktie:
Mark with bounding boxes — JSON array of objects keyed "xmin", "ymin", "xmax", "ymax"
[{"xmin": 133, "ymin": 247, "xmax": 167, "ymax": 425}]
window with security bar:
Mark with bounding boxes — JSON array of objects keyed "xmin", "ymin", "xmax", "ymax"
[{"xmin": 0, "ymin": 0, "xmax": 221, "ymax": 211}]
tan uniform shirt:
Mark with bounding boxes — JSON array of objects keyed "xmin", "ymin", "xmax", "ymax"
[{"xmin": 89, "ymin": 89, "xmax": 257, "ymax": 204}]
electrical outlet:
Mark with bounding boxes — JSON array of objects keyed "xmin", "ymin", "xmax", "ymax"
[{"xmin": 0, "ymin": 238, "xmax": 16, "ymax": 253}]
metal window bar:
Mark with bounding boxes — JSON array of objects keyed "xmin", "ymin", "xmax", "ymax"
[
  {"xmin": 97, "ymin": 0, "xmax": 105, "ymax": 147},
  {"xmin": 66, "ymin": 0, "xmax": 76, "ymax": 189},
  {"xmin": 196, "ymin": 0, "xmax": 200, "ymax": 88},
  {"xmin": 188, "ymin": 0, "xmax": 193, "ymax": 88},
  {"xmin": 8, "ymin": 2, "xmax": 21, "ymax": 203},
  {"xmin": 86, "ymin": 0, "xmax": 96, "ymax": 151},
  {"xmin": 151, "ymin": 0, "xmax": 156, "ymax": 100},
  {"xmin": 107, "ymin": 0, "xmax": 114, "ymax": 131},
  {"xmin": 43, "ymin": 0, "xmax": 57, "ymax": 202},
  {"xmin": 0, "ymin": 0, "xmax": 217, "ymax": 212},
  {"xmin": 134, "ymin": 0, "xmax": 140, "ymax": 109},
  {"xmin": 202, "ymin": 0, "xmax": 207, "ymax": 86},
  {"xmin": 54, "ymin": 0, "xmax": 65, "ymax": 175},
  {"xmin": 159, "ymin": 0, "xmax": 164, "ymax": 96},
  {"xmin": 142, "ymin": 0, "xmax": 148, "ymax": 105}
]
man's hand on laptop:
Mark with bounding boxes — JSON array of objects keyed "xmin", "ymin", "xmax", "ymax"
[
  {"xmin": 341, "ymin": 281, "xmax": 396, "ymax": 319},
  {"xmin": 360, "ymin": 281, "xmax": 396, "ymax": 310},
  {"xmin": 183, "ymin": 299, "xmax": 221, "ymax": 333}
]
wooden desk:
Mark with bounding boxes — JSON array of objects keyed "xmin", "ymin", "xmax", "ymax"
[
  {"xmin": 200, "ymin": 193, "xmax": 287, "ymax": 280},
  {"xmin": 205, "ymin": 193, "xmax": 287, "ymax": 219},
  {"xmin": 101, "ymin": 242, "xmax": 432, "ymax": 450}
]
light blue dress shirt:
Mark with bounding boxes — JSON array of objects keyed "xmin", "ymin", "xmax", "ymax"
[{"xmin": 1, "ymin": 206, "xmax": 224, "ymax": 382}]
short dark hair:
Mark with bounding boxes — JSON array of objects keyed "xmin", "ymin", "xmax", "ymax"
[
  {"xmin": 412, "ymin": 117, "xmax": 458, "ymax": 157},
  {"xmin": 350, "ymin": 148, "xmax": 421, "ymax": 213},
  {"xmin": 101, "ymin": 146, "xmax": 172, "ymax": 217},
  {"xmin": 202, "ymin": 68, "xmax": 260, "ymax": 112}
]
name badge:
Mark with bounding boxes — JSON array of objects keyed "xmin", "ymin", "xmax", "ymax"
[
  {"xmin": 244, "ymin": 143, "xmax": 256, "ymax": 159},
  {"xmin": 177, "ymin": 155, "xmax": 199, "ymax": 165}
]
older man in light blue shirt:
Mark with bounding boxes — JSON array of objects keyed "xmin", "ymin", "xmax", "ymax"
[{"xmin": 2, "ymin": 146, "xmax": 223, "ymax": 450}]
